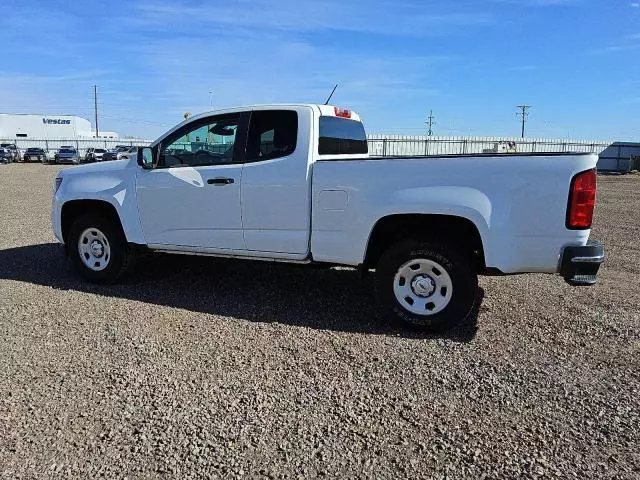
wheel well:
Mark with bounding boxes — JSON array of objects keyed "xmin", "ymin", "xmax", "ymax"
[
  {"xmin": 363, "ymin": 214, "xmax": 486, "ymax": 272},
  {"xmin": 60, "ymin": 200, "xmax": 125, "ymax": 245}
]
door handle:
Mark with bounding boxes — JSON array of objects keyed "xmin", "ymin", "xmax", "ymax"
[{"xmin": 207, "ymin": 177, "xmax": 234, "ymax": 185}]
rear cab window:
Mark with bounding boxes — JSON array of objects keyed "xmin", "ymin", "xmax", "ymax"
[{"xmin": 317, "ymin": 108, "xmax": 368, "ymax": 156}]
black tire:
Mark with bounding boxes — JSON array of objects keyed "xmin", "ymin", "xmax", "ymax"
[
  {"xmin": 67, "ymin": 213, "xmax": 132, "ymax": 284},
  {"xmin": 375, "ymin": 239, "xmax": 478, "ymax": 332}
]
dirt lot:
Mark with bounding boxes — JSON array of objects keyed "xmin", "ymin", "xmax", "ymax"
[{"xmin": 0, "ymin": 164, "xmax": 638, "ymax": 479}]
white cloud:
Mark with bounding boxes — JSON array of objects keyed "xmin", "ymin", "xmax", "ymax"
[
  {"xmin": 133, "ymin": 0, "xmax": 494, "ymax": 36},
  {"xmin": 592, "ymin": 43, "xmax": 640, "ymax": 54}
]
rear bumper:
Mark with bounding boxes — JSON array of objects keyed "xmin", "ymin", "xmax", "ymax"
[{"xmin": 559, "ymin": 240, "xmax": 604, "ymax": 286}]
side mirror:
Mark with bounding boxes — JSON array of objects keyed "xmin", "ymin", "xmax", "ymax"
[{"xmin": 137, "ymin": 147, "xmax": 154, "ymax": 169}]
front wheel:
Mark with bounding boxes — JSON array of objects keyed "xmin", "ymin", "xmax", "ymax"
[
  {"xmin": 67, "ymin": 213, "xmax": 132, "ymax": 284},
  {"xmin": 375, "ymin": 240, "xmax": 478, "ymax": 332}
]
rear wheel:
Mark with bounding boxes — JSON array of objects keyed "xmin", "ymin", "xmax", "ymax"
[
  {"xmin": 67, "ymin": 213, "xmax": 132, "ymax": 284},
  {"xmin": 375, "ymin": 240, "xmax": 478, "ymax": 332}
]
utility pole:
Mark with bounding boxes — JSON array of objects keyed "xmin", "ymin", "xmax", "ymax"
[
  {"xmin": 426, "ymin": 110, "xmax": 436, "ymax": 136},
  {"xmin": 209, "ymin": 91, "xmax": 213, "ymax": 107},
  {"xmin": 516, "ymin": 105, "xmax": 531, "ymax": 138},
  {"xmin": 93, "ymin": 85, "xmax": 99, "ymax": 138}
]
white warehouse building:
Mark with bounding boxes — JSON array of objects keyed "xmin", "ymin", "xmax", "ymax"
[{"xmin": 0, "ymin": 113, "xmax": 118, "ymax": 139}]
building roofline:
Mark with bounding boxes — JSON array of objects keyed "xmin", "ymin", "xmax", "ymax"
[{"xmin": 0, "ymin": 113, "xmax": 89, "ymax": 118}]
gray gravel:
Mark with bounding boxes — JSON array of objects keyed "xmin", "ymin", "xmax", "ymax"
[{"xmin": 1, "ymin": 164, "xmax": 639, "ymax": 479}]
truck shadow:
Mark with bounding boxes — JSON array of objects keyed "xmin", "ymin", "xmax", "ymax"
[{"xmin": 0, "ymin": 243, "xmax": 482, "ymax": 341}]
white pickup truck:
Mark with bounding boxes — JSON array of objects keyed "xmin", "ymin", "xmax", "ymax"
[{"xmin": 51, "ymin": 104, "xmax": 604, "ymax": 331}]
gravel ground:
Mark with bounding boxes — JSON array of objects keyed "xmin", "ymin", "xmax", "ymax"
[{"xmin": 0, "ymin": 164, "xmax": 638, "ymax": 479}]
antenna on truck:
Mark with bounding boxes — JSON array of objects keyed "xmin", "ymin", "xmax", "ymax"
[{"xmin": 324, "ymin": 84, "xmax": 338, "ymax": 105}]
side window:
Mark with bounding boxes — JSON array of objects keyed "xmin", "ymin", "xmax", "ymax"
[
  {"xmin": 158, "ymin": 114, "xmax": 241, "ymax": 168},
  {"xmin": 245, "ymin": 110, "xmax": 298, "ymax": 162}
]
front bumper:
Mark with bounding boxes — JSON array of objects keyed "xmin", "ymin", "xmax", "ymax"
[{"xmin": 559, "ymin": 240, "xmax": 604, "ymax": 286}]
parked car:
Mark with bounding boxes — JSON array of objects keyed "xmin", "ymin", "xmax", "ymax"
[
  {"xmin": 23, "ymin": 147, "xmax": 48, "ymax": 163},
  {"xmin": 50, "ymin": 104, "xmax": 604, "ymax": 332},
  {"xmin": 114, "ymin": 146, "xmax": 134, "ymax": 160},
  {"xmin": 0, "ymin": 147, "xmax": 11, "ymax": 163},
  {"xmin": 101, "ymin": 146, "xmax": 131, "ymax": 162},
  {"xmin": 43, "ymin": 151, "xmax": 57, "ymax": 164},
  {"xmin": 0, "ymin": 143, "xmax": 21, "ymax": 162},
  {"xmin": 54, "ymin": 147, "xmax": 80, "ymax": 165},
  {"xmin": 101, "ymin": 150, "xmax": 116, "ymax": 162},
  {"xmin": 83, "ymin": 148, "xmax": 107, "ymax": 163},
  {"xmin": 120, "ymin": 146, "xmax": 140, "ymax": 160}
]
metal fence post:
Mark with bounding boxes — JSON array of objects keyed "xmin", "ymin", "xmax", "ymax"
[
  {"xmin": 424, "ymin": 139, "xmax": 429, "ymax": 156},
  {"xmin": 382, "ymin": 139, "xmax": 387, "ymax": 157}
]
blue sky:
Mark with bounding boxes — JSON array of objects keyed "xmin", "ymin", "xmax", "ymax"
[{"xmin": 0, "ymin": 0, "xmax": 638, "ymax": 140}]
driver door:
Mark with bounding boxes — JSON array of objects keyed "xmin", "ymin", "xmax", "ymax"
[{"xmin": 136, "ymin": 112, "xmax": 249, "ymax": 251}]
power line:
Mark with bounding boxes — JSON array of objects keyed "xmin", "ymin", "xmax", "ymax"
[
  {"xmin": 426, "ymin": 110, "xmax": 436, "ymax": 136},
  {"xmin": 516, "ymin": 105, "xmax": 531, "ymax": 138}
]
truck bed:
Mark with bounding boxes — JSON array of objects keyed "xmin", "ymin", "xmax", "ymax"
[{"xmin": 311, "ymin": 152, "xmax": 598, "ymax": 273}]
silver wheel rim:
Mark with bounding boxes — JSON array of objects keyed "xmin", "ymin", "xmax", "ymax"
[
  {"xmin": 77, "ymin": 228, "xmax": 111, "ymax": 272},
  {"xmin": 393, "ymin": 258, "xmax": 453, "ymax": 316}
]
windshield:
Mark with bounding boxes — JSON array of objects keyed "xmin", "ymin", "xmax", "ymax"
[
  {"xmin": 59, "ymin": 149, "xmax": 75, "ymax": 154},
  {"xmin": 95, "ymin": 149, "xmax": 106, "ymax": 153},
  {"xmin": 26, "ymin": 148, "xmax": 42, "ymax": 153}
]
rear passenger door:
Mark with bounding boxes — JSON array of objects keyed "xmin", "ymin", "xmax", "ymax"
[{"xmin": 241, "ymin": 108, "xmax": 312, "ymax": 257}]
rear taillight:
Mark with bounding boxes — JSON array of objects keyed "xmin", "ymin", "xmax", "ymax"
[
  {"xmin": 567, "ymin": 168, "xmax": 596, "ymax": 229},
  {"xmin": 334, "ymin": 107, "xmax": 351, "ymax": 119}
]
